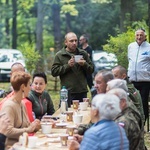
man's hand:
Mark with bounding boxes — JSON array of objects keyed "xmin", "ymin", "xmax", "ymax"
[
  {"xmin": 68, "ymin": 140, "xmax": 80, "ymax": 150},
  {"xmin": 73, "ymin": 134, "xmax": 83, "ymax": 143},
  {"xmin": 77, "ymin": 58, "xmax": 86, "ymax": 66},
  {"xmin": 68, "ymin": 56, "xmax": 75, "ymax": 67}
]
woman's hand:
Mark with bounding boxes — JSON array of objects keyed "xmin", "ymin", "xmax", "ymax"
[{"xmin": 26, "ymin": 119, "xmax": 40, "ymax": 133}]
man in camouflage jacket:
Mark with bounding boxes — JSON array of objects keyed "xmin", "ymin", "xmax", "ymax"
[{"xmin": 108, "ymin": 88, "xmax": 146, "ymax": 150}]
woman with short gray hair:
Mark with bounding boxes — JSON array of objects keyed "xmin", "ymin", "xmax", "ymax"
[
  {"xmin": 68, "ymin": 93, "xmax": 129, "ymax": 150},
  {"xmin": 106, "ymin": 79, "xmax": 128, "ymax": 92},
  {"xmin": 91, "ymin": 93, "xmax": 121, "ymax": 120}
]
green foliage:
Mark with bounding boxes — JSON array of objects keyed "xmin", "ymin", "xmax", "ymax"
[
  {"xmin": 19, "ymin": 43, "xmax": 41, "ymax": 74},
  {"xmin": 0, "ymin": 0, "xmax": 149, "ymax": 54},
  {"xmin": 43, "ymin": 33, "xmax": 55, "ymax": 54},
  {"xmin": 103, "ymin": 21, "xmax": 149, "ymax": 68},
  {"xmin": 18, "ymin": 0, "xmax": 35, "ymax": 13},
  {"xmin": 60, "ymin": 0, "xmax": 78, "ymax": 16}
]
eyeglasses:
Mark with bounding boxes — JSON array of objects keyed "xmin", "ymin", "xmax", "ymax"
[{"xmin": 79, "ymin": 39, "xmax": 84, "ymax": 41}]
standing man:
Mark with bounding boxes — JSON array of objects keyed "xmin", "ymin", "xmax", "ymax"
[
  {"xmin": 51, "ymin": 32, "xmax": 94, "ymax": 105},
  {"xmin": 79, "ymin": 34, "xmax": 93, "ymax": 90},
  {"xmin": 127, "ymin": 29, "xmax": 150, "ymax": 123}
]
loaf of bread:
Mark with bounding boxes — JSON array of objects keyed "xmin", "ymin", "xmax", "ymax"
[{"xmin": 22, "ymin": 132, "xmax": 28, "ymax": 147}]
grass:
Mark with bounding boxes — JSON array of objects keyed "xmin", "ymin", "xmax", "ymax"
[{"xmin": 0, "ymin": 78, "xmax": 150, "ymax": 149}]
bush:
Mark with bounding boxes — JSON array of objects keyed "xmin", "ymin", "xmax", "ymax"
[{"xmin": 19, "ymin": 43, "xmax": 41, "ymax": 74}]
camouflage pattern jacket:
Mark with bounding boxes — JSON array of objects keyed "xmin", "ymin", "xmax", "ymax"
[
  {"xmin": 126, "ymin": 78, "xmax": 145, "ymax": 123},
  {"xmin": 114, "ymin": 104, "xmax": 145, "ymax": 150}
]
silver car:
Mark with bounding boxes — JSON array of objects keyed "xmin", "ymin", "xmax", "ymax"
[
  {"xmin": 92, "ymin": 50, "xmax": 118, "ymax": 76},
  {"xmin": 0, "ymin": 49, "xmax": 25, "ymax": 81}
]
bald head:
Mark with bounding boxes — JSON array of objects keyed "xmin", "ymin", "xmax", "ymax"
[
  {"xmin": 112, "ymin": 65, "xmax": 127, "ymax": 79},
  {"xmin": 65, "ymin": 32, "xmax": 77, "ymax": 40},
  {"xmin": 11, "ymin": 63, "xmax": 25, "ymax": 75},
  {"xmin": 64, "ymin": 32, "xmax": 78, "ymax": 52}
]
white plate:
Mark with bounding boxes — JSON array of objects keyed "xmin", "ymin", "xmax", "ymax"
[
  {"xmin": 46, "ymin": 133, "xmax": 60, "ymax": 138},
  {"xmin": 47, "ymin": 137, "xmax": 60, "ymax": 143},
  {"xmin": 55, "ymin": 123, "xmax": 68, "ymax": 127}
]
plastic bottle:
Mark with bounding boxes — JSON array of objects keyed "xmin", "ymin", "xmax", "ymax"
[
  {"xmin": 32, "ymin": 111, "xmax": 36, "ymax": 120},
  {"xmin": 60, "ymin": 86, "xmax": 68, "ymax": 114}
]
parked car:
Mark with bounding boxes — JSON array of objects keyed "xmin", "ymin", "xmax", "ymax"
[
  {"xmin": 0, "ymin": 49, "xmax": 25, "ymax": 82},
  {"xmin": 92, "ymin": 50, "xmax": 118, "ymax": 76}
]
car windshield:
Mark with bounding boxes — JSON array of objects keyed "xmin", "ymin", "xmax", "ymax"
[{"xmin": 0, "ymin": 53, "xmax": 23, "ymax": 62}]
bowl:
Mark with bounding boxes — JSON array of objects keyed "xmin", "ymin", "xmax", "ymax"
[{"xmin": 41, "ymin": 123, "xmax": 53, "ymax": 134}]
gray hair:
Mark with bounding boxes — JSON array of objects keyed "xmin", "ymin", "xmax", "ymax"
[
  {"xmin": 107, "ymin": 79, "xmax": 128, "ymax": 92},
  {"xmin": 107, "ymin": 88, "xmax": 128, "ymax": 102},
  {"xmin": 135, "ymin": 29, "xmax": 147, "ymax": 36},
  {"xmin": 95, "ymin": 70, "xmax": 114, "ymax": 83},
  {"xmin": 92, "ymin": 93, "xmax": 121, "ymax": 120}
]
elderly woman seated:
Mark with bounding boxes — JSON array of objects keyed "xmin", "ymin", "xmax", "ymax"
[
  {"xmin": 1, "ymin": 71, "xmax": 40, "ymax": 149},
  {"xmin": 68, "ymin": 93, "xmax": 129, "ymax": 150}
]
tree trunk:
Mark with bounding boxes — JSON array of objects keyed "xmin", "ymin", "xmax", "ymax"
[
  {"xmin": 66, "ymin": 13, "xmax": 72, "ymax": 32},
  {"xmin": 52, "ymin": 0, "xmax": 62, "ymax": 52},
  {"xmin": 5, "ymin": 0, "xmax": 10, "ymax": 46},
  {"xmin": 12, "ymin": 0, "xmax": 17, "ymax": 48},
  {"xmin": 120, "ymin": 0, "xmax": 134, "ymax": 32},
  {"xmin": 36, "ymin": 0, "xmax": 44, "ymax": 72}
]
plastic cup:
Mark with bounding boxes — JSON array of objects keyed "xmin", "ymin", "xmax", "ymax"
[
  {"xmin": 83, "ymin": 98, "xmax": 90, "ymax": 102},
  {"xmin": 80, "ymin": 102, "xmax": 88, "ymax": 111},
  {"xmin": 41, "ymin": 122, "xmax": 53, "ymax": 134},
  {"xmin": 60, "ymin": 134, "xmax": 69, "ymax": 146},
  {"xmin": 74, "ymin": 55, "xmax": 83, "ymax": 62},
  {"xmin": 66, "ymin": 126, "xmax": 75, "ymax": 136},
  {"xmin": 83, "ymin": 98, "xmax": 90, "ymax": 107},
  {"xmin": 28, "ymin": 136, "xmax": 38, "ymax": 148},
  {"xmin": 73, "ymin": 115, "xmax": 83, "ymax": 125},
  {"xmin": 73, "ymin": 100, "xmax": 79, "ymax": 109},
  {"xmin": 66, "ymin": 111, "xmax": 73, "ymax": 122}
]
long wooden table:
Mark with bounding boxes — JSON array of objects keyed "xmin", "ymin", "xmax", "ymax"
[
  {"xmin": 12, "ymin": 107, "xmax": 91, "ymax": 150},
  {"xmin": 52, "ymin": 107, "xmax": 91, "ymax": 124}
]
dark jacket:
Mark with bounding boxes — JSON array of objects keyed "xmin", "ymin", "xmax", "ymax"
[
  {"xmin": 51, "ymin": 47, "xmax": 94, "ymax": 94},
  {"xmin": 28, "ymin": 90, "xmax": 55, "ymax": 120},
  {"xmin": 0, "ymin": 133, "xmax": 6, "ymax": 150}
]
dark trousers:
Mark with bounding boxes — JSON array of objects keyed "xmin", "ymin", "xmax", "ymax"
[
  {"xmin": 70, "ymin": 92, "xmax": 87, "ymax": 104},
  {"xmin": 132, "ymin": 82, "xmax": 150, "ymax": 121},
  {"xmin": 60, "ymin": 91, "xmax": 87, "ymax": 108}
]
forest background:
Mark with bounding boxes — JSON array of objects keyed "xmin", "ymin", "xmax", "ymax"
[{"xmin": 0, "ymin": 0, "xmax": 150, "ymax": 73}]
